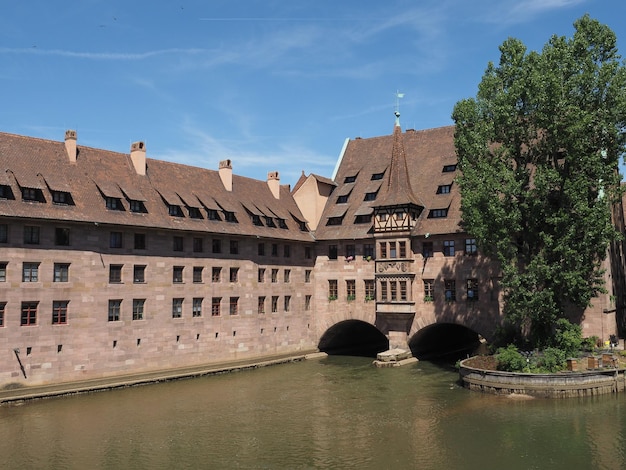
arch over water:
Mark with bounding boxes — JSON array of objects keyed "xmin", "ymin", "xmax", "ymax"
[
  {"xmin": 318, "ymin": 320, "xmax": 389, "ymax": 357},
  {"xmin": 409, "ymin": 323, "xmax": 482, "ymax": 360}
]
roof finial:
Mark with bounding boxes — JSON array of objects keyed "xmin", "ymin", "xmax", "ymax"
[{"xmin": 394, "ymin": 90, "xmax": 404, "ymax": 126}]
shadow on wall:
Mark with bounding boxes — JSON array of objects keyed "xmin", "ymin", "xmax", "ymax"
[{"xmin": 318, "ymin": 319, "xmax": 389, "ymax": 357}]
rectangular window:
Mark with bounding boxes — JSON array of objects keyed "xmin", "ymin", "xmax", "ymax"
[
  {"xmin": 380, "ymin": 242, "xmax": 387, "ymax": 259},
  {"xmin": 134, "ymin": 233, "xmax": 146, "ymax": 250},
  {"xmin": 380, "ymin": 281, "xmax": 388, "ymax": 301},
  {"xmin": 364, "ymin": 192, "xmax": 377, "ymax": 202},
  {"xmin": 110, "ymin": 231, "xmax": 123, "ymax": 248},
  {"xmin": 284, "ymin": 295, "xmax": 291, "ymax": 312},
  {"xmin": 365, "ymin": 280, "xmax": 375, "ymax": 301},
  {"xmin": 443, "ymin": 240, "xmax": 455, "ymax": 256},
  {"xmin": 328, "ymin": 244, "xmax": 338, "ymax": 260},
  {"xmin": 389, "ymin": 242, "xmax": 397, "ymax": 258},
  {"xmin": 207, "ymin": 209, "xmax": 219, "ymax": 220},
  {"xmin": 467, "ymin": 279, "xmax": 479, "ymax": 301},
  {"xmin": 188, "ymin": 207, "xmax": 202, "ymax": 219},
  {"xmin": 258, "ymin": 268, "xmax": 266, "ymax": 283},
  {"xmin": 0, "ymin": 302, "xmax": 5, "ymax": 327},
  {"xmin": 130, "ymin": 200, "xmax": 146, "ymax": 213},
  {"xmin": 169, "ymin": 204, "xmax": 183, "ymax": 217},
  {"xmin": 134, "ymin": 265, "xmax": 146, "ymax": 283},
  {"xmin": 346, "ymin": 280, "xmax": 356, "ymax": 301},
  {"xmin": 53, "ymin": 263, "xmax": 69, "ymax": 282},
  {"xmin": 173, "ymin": 266, "xmax": 184, "ymax": 283},
  {"xmin": 109, "ymin": 264, "xmax": 122, "ymax": 283},
  {"xmin": 173, "ymin": 236, "xmax": 184, "ymax": 252},
  {"xmin": 423, "ymin": 242, "xmax": 433, "ymax": 258},
  {"xmin": 193, "ymin": 266, "xmax": 203, "ymax": 283},
  {"xmin": 305, "ymin": 270, "xmax": 311, "ymax": 283},
  {"xmin": 271, "ymin": 269, "xmax": 278, "ymax": 283},
  {"xmin": 399, "ymin": 241, "xmax": 407, "ymax": 258},
  {"xmin": 212, "ymin": 267, "xmax": 221, "ymax": 283},
  {"xmin": 271, "ymin": 296, "xmax": 279, "ymax": 313},
  {"xmin": 442, "ymin": 164, "xmax": 457, "ymax": 172},
  {"xmin": 445, "ymin": 280, "xmax": 456, "ymax": 302},
  {"xmin": 230, "ymin": 267, "xmax": 239, "ymax": 283},
  {"xmin": 211, "ymin": 297, "xmax": 221, "ymax": 316},
  {"xmin": 24, "ymin": 226, "xmax": 40, "ymax": 244},
  {"xmin": 424, "ymin": 279, "xmax": 434, "ymax": 301},
  {"xmin": 258, "ymin": 243, "xmax": 265, "ymax": 256},
  {"xmin": 271, "ymin": 243, "xmax": 278, "ymax": 257},
  {"xmin": 400, "ymin": 281, "xmax": 407, "ymax": 301},
  {"xmin": 21, "ymin": 301, "xmax": 38, "ymax": 326},
  {"xmin": 106, "ymin": 197, "xmax": 123, "ymax": 210},
  {"xmin": 212, "ymin": 239, "xmax": 221, "ymax": 254},
  {"xmin": 436, "ymin": 184, "xmax": 452, "ymax": 194},
  {"xmin": 328, "ymin": 279, "xmax": 338, "ymax": 300},
  {"xmin": 0, "ymin": 262, "xmax": 6, "ymax": 282},
  {"xmin": 0, "ymin": 224, "xmax": 7, "ymax": 243},
  {"xmin": 55, "ymin": 227, "xmax": 70, "ymax": 246},
  {"xmin": 284, "ymin": 269, "xmax": 291, "ymax": 283},
  {"xmin": 305, "ymin": 246, "xmax": 312, "ymax": 259},
  {"xmin": 52, "ymin": 300, "xmax": 68, "ymax": 325},
  {"xmin": 22, "ymin": 262, "xmax": 40, "ymax": 282},
  {"xmin": 429, "ymin": 208, "xmax": 448, "ymax": 218},
  {"xmin": 22, "ymin": 187, "xmax": 41, "ymax": 202},
  {"xmin": 230, "ymin": 240, "xmax": 239, "ymax": 255},
  {"xmin": 305, "ymin": 295, "xmax": 312, "ymax": 311},
  {"xmin": 193, "ymin": 298, "xmax": 203, "ymax": 317},
  {"xmin": 465, "ymin": 238, "xmax": 477, "ymax": 255},
  {"xmin": 363, "ymin": 244, "xmax": 374, "ymax": 260},
  {"xmin": 229, "ymin": 297, "xmax": 239, "ymax": 315},
  {"xmin": 390, "ymin": 281, "xmax": 397, "ymax": 301},
  {"xmin": 258, "ymin": 296, "xmax": 266, "ymax": 314},
  {"xmin": 193, "ymin": 237, "xmax": 203, "ymax": 253},
  {"xmin": 283, "ymin": 245, "xmax": 290, "ymax": 257},
  {"xmin": 132, "ymin": 299, "xmax": 145, "ymax": 320},
  {"xmin": 346, "ymin": 244, "xmax": 355, "ymax": 258},
  {"xmin": 172, "ymin": 298, "xmax": 183, "ymax": 318},
  {"xmin": 108, "ymin": 300, "xmax": 121, "ymax": 321}
]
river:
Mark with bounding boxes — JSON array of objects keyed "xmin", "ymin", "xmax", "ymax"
[{"xmin": 1, "ymin": 355, "xmax": 625, "ymax": 469}]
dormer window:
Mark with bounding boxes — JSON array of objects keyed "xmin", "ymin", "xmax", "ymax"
[
  {"xmin": 0, "ymin": 185, "xmax": 14, "ymax": 199},
  {"xmin": 106, "ymin": 197, "xmax": 124, "ymax": 211},
  {"xmin": 224, "ymin": 211, "xmax": 237, "ymax": 223},
  {"xmin": 436, "ymin": 184, "xmax": 452, "ymax": 194},
  {"xmin": 252, "ymin": 214, "xmax": 263, "ymax": 226},
  {"xmin": 355, "ymin": 214, "xmax": 371, "ymax": 224},
  {"xmin": 327, "ymin": 216, "xmax": 343, "ymax": 226},
  {"xmin": 207, "ymin": 209, "xmax": 220, "ymax": 220},
  {"xmin": 264, "ymin": 216, "xmax": 276, "ymax": 227},
  {"xmin": 371, "ymin": 171, "xmax": 385, "ymax": 180},
  {"xmin": 428, "ymin": 208, "xmax": 448, "ymax": 218},
  {"xmin": 337, "ymin": 194, "xmax": 349, "ymax": 204},
  {"xmin": 169, "ymin": 204, "xmax": 184, "ymax": 217},
  {"xmin": 277, "ymin": 219, "xmax": 288, "ymax": 229},
  {"xmin": 298, "ymin": 220, "xmax": 307, "ymax": 231},
  {"xmin": 21, "ymin": 187, "xmax": 45, "ymax": 203},
  {"xmin": 442, "ymin": 164, "xmax": 457, "ymax": 173},
  {"xmin": 364, "ymin": 191, "xmax": 377, "ymax": 201},
  {"xmin": 344, "ymin": 175, "xmax": 357, "ymax": 183},
  {"xmin": 129, "ymin": 200, "xmax": 147, "ymax": 213},
  {"xmin": 52, "ymin": 191, "xmax": 74, "ymax": 205},
  {"xmin": 188, "ymin": 207, "xmax": 203, "ymax": 219}
]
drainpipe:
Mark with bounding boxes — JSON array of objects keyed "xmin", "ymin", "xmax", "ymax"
[{"xmin": 13, "ymin": 348, "xmax": 27, "ymax": 379}]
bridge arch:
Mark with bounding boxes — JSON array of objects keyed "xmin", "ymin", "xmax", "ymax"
[
  {"xmin": 318, "ymin": 319, "xmax": 389, "ymax": 356},
  {"xmin": 408, "ymin": 323, "xmax": 483, "ymax": 360}
]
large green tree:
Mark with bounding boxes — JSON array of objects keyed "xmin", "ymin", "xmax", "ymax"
[{"xmin": 452, "ymin": 15, "xmax": 626, "ymax": 347}]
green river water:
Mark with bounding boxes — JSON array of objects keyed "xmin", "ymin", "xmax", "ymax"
[{"xmin": 1, "ymin": 355, "xmax": 625, "ymax": 469}]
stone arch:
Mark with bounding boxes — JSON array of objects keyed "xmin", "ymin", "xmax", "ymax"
[
  {"xmin": 318, "ymin": 319, "xmax": 389, "ymax": 356},
  {"xmin": 408, "ymin": 322, "xmax": 484, "ymax": 359}
]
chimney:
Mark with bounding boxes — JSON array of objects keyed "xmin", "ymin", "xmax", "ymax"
[
  {"xmin": 130, "ymin": 141, "xmax": 146, "ymax": 176},
  {"xmin": 219, "ymin": 159, "xmax": 233, "ymax": 191},
  {"xmin": 64, "ymin": 130, "xmax": 77, "ymax": 163},
  {"xmin": 267, "ymin": 171, "xmax": 280, "ymax": 199}
]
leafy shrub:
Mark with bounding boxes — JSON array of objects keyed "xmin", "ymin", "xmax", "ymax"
[
  {"xmin": 496, "ymin": 344, "xmax": 527, "ymax": 372},
  {"xmin": 551, "ymin": 319, "xmax": 582, "ymax": 357},
  {"xmin": 582, "ymin": 336, "xmax": 599, "ymax": 353},
  {"xmin": 537, "ymin": 347, "xmax": 567, "ymax": 372}
]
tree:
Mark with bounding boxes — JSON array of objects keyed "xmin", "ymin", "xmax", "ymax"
[{"xmin": 452, "ymin": 15, "xmax": 626, "ymax": 348}]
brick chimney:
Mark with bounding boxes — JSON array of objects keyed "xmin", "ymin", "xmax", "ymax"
[
  {"xmin": 219, "ymin": 159, "xmax": 233, "ymax": 191},
  {"xmin": 130, "ymin": 141, "xmax": 146, "ymax": 176},
  {"xmin": 64, "ymin": 130, "xmax": 77, "ymax": 163},
  {"xmin": 267, "ymin": 171, "xmax": 280, "ymax": 199}
]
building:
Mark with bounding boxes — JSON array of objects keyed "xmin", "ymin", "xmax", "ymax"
[{"xmin": 0, "ymin": 115, "xmax": 622, "ymax": 387}]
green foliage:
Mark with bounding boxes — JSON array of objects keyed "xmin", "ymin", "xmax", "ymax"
[
  {"xmin": 496, "ymin": 344, "xmax": 527, "ymax": 372},
  {"xmin": 452, "ymin": 15, "xmax": 626, "ymax": 348},
  {"xmin": 550, "ymin": 318, "xmax": 583, "ymax": 357},
  {"xmin": 536, "ymin": 347, "xmax": 567, "ymax": 373},
  {"xmin": 582, "ymin": 336, "xmax": 599, "ymax": 352}
]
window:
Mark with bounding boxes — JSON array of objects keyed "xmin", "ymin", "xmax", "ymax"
[
  {"xmin": 271, "ymin": 243, "xmax": 278, "ymax": 257},
  {"xmin": 106, "ymin": 197, "xmax": 124, "ymax": 210},
  {"xmin": 212, "ymin": 239, "xmax": 221, "ymax": 254},
  {"xmin": 252, "ymin": 214, "xmax": 262, "ymax": 226},
  {"xmin": 365, "ymin": 280, "xmax": 375, "ymax": 301},
  {"xmin": 229, "ymin": 297, "xmax": 239, "ymax": 315},
  {"xmin": 328, "ymin": 245, "xmax": 338, "ymax": 260},
  {"xmin": 55, "ymin": 227, "xmax": 70, "ymax": 246},
  {"xmin": 224, "ymin": 211, "xmax": 237, "ymax": 223},
  {"xmin": 193, "ymin": 298, "xmax": 203, "ymax": 317},
  {"xmin": 188, "ymin": 207, "xmax": 202, "ymax": 219},
  {"xmin": 284, "ymin": 245, "xmax": 290, "ymax": 258},
  {"xmin": 169, "ymin": 204, "xmax": 184, "ymax": 217},
  {"xmin": 0, "ymin": 185, "xmax": 14, "ymax": 200},
  {"xmin": 328, "ymin": 280, "xmax": 338, "ymax": 300},
  {"xmin": 364, "ymin": 192, "xmax": 377, "ymax": 201},
  {"xmin": 134, "ymin": 233, "xmax": 146, "ymax": 250},
  {"xmin": 271, "ymin": 269, "xmax": 278, "ymax": 283},
  {"xmin": 436, "ymin": 184, "xmax": 452, "ymax": 194},
  {"xmin": 346, "ymin": 280, "xmax": 355, "ymax": 301},
  {"xmin": 132, "ymin": 299, "xmax": 145, "ymax": 320},
  {"xmin": 305, "ymin": 269, "xmax": 311, "ymax": 283},
  {"xmin": 21, "ymin": 301, "xmax": 38, "ymax": 326},
  {"xmin": 230, "ymin": 240, "xmax": 239, "ymax": 255},
  {"xmin": 172, "ymin": 298, "xmax": 183, "ymax": 318},
  {"xmin": 22, "ymin": 187, "xmax": 43, "ymax": 202},
  {"xmin": 207, "ymin": 209, "xmax": 220, "ymax": 220},
  {"xmin": 344, "ymin": 175, "xmax": 357, "ymax": 183},
  {"xmin": 390, "ymin": 281, "xmax": 397, "ymax": 301},
  {"xmin": 134, "ymin": 265, "xmax": 146, "ymax": 283},
  {"xmin": 108, "ymin": 300, "xmax": 121, "ymax": 322},
  {"xmin": 380, "ymin": 242, "xmax": 387, "ymax": 259},
  {"xmin": 173, "ymin": 266, "xmax": 184, "ymax": 283},
  {"xmin": 371, "ymin": 171, "xmax": 385, "ymax": 180},
  {"xmin": 467, "ymin": 279, "xmax": 479, "ymax": 301},
  {"xmin": 258, "ymin": 296, "xmax": 266, "ymax": 314},
  {"xmin": 399, "ymin": 241, "xmax": 407, "ymax": 258},
  {"xmin": 0, "ymin": 262, "xmax": 6, "ymax": 282},
  {"xmin": 305, "ymin": 246, "xmax": 312, "ymax": 259},
  {"xmin": 54, "ymin": 263, "xmax": 69, "ymax": 282},
  {"xmin": 211, "ymin": 297, "xmax": 221, "ymax": 316},
  {"xmin": 24, "ymin": 226, "xmax": 40, "ymax": 244},
  {"xmin": 389, "ymin": 242, "xmax": 397, "ymax": 258},
  {"xmin": 355, "ymin": 214, "xmax": 372, "ymax": 224},
  {"xmin": 52, "ymin": 300, "xmax": 68, "ymax": 324},
  {"xmin": 364, "ymin": 244, "xmax": 374, "ymax": 260},
  {"xmin": 110, "ymin": 231, "xmax": 123, "ymax": 248},
  {"xmin": 337, "ymin": 194, "xmax": 349, "ymax": 204},
  {"xmin": 109, "ymin": 264, "xmax": 122, "ymax": 283},
  {"xmin": 442, "ymin": 164, "xmax": 457, "ymax": 172},
  {"xmin": 271, "ymin": 296, "xmax": 279, "ymax": 313},
  {"xmin": 0, "ymin": 224, "xmax": 7, "ymax": 243},
  {"xmin": 258, "ymin": 268, "xmax": 266, "ymax": 283},
  {"xmin": 229, "ymin": 267, "xmax": 239, "ymax": 282},
  {"xmin": 327, "ymin": 216, "xmax": 343, "ymax": 226},
  {"xmin": 173, "ymin": 236, "xmax": 184, "ymax": 252},
  {"xmin": 284, "ymin": 295, "xmax": 291, "ymax": 312},
  {"xmin": 22, "ymin": 262, "xmax": 39, "ymax": 282},
  {"xmin": 423, "ymin": 242, "xmax": 433, "ymax": 258},
  {"xmin": 424, "ymin": 279, "xmax": 434, "ymax": 301},
  {"xmin": 429, "ymin": 209, "xmax": 448, "ymax": 218},
  {"xmin": 346, "ymin": 244, "xmax": 355, "ymax": 259},
  {"xmin": 443, "ymin": 240, "xmax": 455, "ymax": 257},
  {"xmin": 444, "ymin": 280, "xmax": 456, "ymax": 302},
  {"xmin": 193, "ymin": 266, "xmax": 203, "ymax": 283},
  {"xmin": 380, "ymin": 281, "xmax": 388, "ymax": 301},
  {"xmin": 258, "ymin": 243, "xmax": 265, "ymax": 256},
  {"xmin": 465, "ymin": 238, "xmax": 477, "ymax": 255},
  {"xmin": 278, "ymin": 218, "xmax": 288, "ymax": 229},
  {"xmin": 284, "ymin": 269, "xmax": 290, "ymax": 283},
  {"xmin": 0, "ymin": 302, "xmax": 5, "ymax": 327},
  {"xmin": 400, "ymin": 281, "xmax": 407, "ymax": 301},
  {"xmin": 193, "ymin": 237, "xmax": 203, "ymax": 253},
  {"xmin": 129, "ymin": 200, "xmax": 146, "ymax": 213},
  {"xmin": 212, "ymin": 267, "xmax": 221, "ymax": 283},
  {"xmin": 305, "ymin": 295, "xmax": 311, "ymax": 311}
]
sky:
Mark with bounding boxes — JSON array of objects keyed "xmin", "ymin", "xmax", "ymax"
[{"xmin": 2, "ymin": 0, "xmax": 626, "ymax": 187}]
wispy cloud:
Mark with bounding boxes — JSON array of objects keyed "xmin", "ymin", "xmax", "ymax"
[
  {"xmin": 481, "ymin": 0, "xmax": 588, "ymax": 25},
  {"xmin": 0, "ymin": 47, "xmax": 206, "ymax": 60}
]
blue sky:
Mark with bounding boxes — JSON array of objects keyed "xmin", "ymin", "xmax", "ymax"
[{"xmin": 1, "ymin": 0, "xmax": 626, "ymax": 186}]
